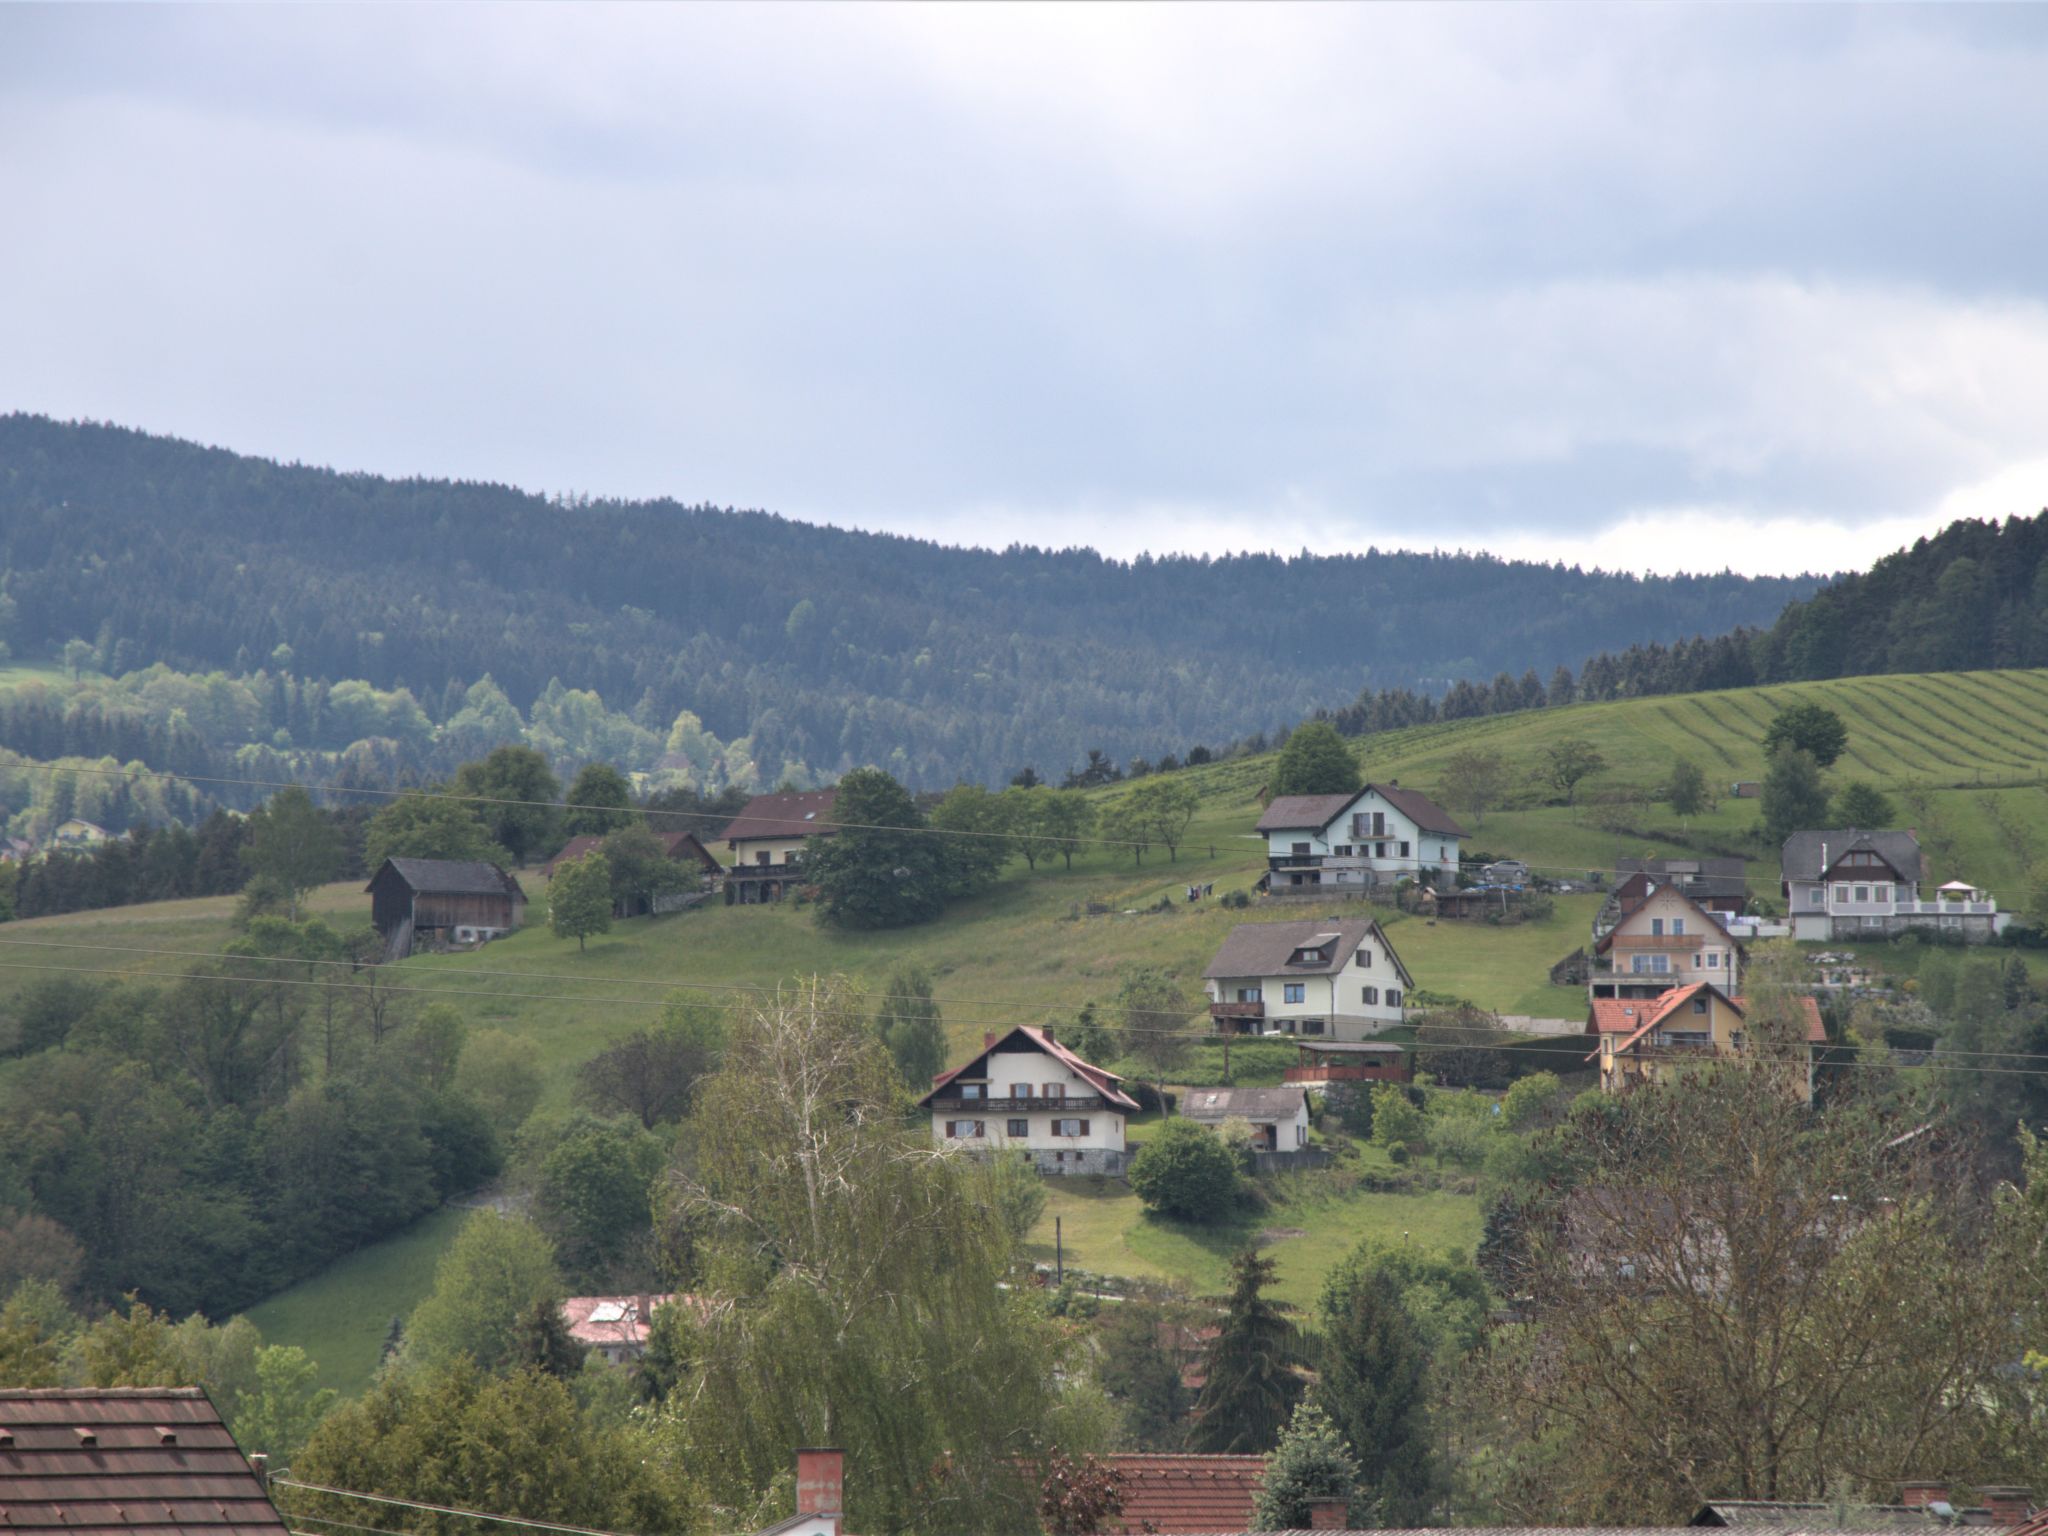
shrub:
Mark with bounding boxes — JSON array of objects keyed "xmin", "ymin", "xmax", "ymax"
[{"xmin": 1128, "ymin": 1119, "xmax": 1241, "ymax": 1222}]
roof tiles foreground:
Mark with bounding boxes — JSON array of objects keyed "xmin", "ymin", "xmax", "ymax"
[
  {"xmin": 1103, "ymin": 1454, "xmax": 1265, "ymax": 1535},
  {"xmin": 0, "ymin": 1388, "xmax": 287, "ymax": 1536}
]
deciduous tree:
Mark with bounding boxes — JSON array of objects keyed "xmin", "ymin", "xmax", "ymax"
[
  {"xmin": 1439, "ymin": 747, "xmax": 1510, "ymax": 826},
  {"xmin": 1271, "ymin": 721, "xmax": 1362, "ymax": 798},
  {"xmin": 562, "ymin": 763, "xmax": 636, "ymax": 837},
  {"xmin": 1540, "ymin": 738, "xmax": 1606, "ymax": 805},
  {"xmin": 1128, "ymin": 1119, "xmax": 1239, "ymax": 1223},
  {"xmin": 1763, "ymin": 701, "xmax": 1849, "ymax": 768},
  {"xmin": 242, "ymin": 787, "xmax": 341, "ymax": 920},
  {"xmin": 452, "ymin": 746, "xmax": 563, "ymax": 866},
  {"xmin": 1762, "ymin": 744, "xmax": 1829, "ymax": 845},
  {"xmin": 547, "ymin": 851, "xmax": 612, "ymax": 950}
]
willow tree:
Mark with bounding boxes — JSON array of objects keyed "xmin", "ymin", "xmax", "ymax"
[{"xmin": 656, "ymin": 979, "xmax": 1081, "ymax": 1536}]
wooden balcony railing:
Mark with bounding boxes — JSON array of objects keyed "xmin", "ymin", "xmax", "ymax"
[
  {"xmin": 1210, "ymin": 1000, "xmax": 1265, "ymax": 1020},
  {"xmin": 927, "ymin": 1094, "xmax": 1107, "ymax": 1113}
]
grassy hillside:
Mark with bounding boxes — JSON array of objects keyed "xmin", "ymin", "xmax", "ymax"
[{"xmin": 8, "ymin": 668, "xmax": 2044, "ymax": 1390}]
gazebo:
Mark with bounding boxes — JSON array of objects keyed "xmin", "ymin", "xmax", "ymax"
[{"xmin": 1283, "ymin": 1039, "xmax": 1411, "ymax": 1085}]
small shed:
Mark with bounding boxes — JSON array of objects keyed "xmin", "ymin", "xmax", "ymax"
[
  {"xmin": 367, "ymin": 857, "xmax": 526, "ymax": 959},
  {"xmin": 1285, "ymin": 1039, "xmax": 1410, "ymax": 1084},
  {"xmin": 1178, "ymin": 1086, "xmax": 1312, "ymax": 1152}
]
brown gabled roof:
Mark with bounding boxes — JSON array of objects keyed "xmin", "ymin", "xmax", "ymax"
[
  {"xmin": 1368, "ymin": 782, "xmax": 1467, "ymax": 839},
  {"xmin": 717, "ymin": 789, "xmax": 841, "ymax": 844},
  {"xmin": 543, "ymin": 830, "xmax": 721, "ymax": 877},
  {"xmin": 0, "ymin": 1388, "xmax": 289, "ymax": 1536},
  {"xmin": 1586, "ymin": 986, "xmax": 1825, "ymax": 1061},
  {"xmin": 919, "ymin": 1025, "xmax": 1140, "ymax": 1111},
  {"xmin": 1203, "ymin": 918, "xmax": 1413, "ymax": 989},
  {"xmin": 1102, "ymin": 1455, "xmax": 1265, "ymax": 1535},
  {"xmin": 1254, "ymin": 793, "xmax": 1356, "ymax": 834},
  {"xmin": 1593, "ymin": 882, "xmax": 1737, "ymax": 957},
  {"xmin": 1178, "ymin": 1087, "xmax": 1310, "ymax": 1124},
  {"xmin": 366, "ymin": 858, "xmax": 524, "ymax": 898}
]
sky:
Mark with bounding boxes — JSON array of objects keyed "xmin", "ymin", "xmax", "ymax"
[{"xmin": 4, "ymin": 4, "xmax": 2048, "ymax": 577}]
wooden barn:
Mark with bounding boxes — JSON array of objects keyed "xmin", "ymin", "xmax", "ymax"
[{"xmin": 367, "ymin": 857, "xmax": 527, "ymax": 960}]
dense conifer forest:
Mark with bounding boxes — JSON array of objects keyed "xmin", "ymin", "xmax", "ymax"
[{"xmin": 0, "ymin": 415, "xmax": 1819, "ymax": 786}]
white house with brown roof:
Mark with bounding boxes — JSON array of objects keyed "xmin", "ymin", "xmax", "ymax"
[
  {"xmin": 918, "ymin": 1024, "xmax": 1140, "ymax": 1175},
  {"xmin": 1256, "ymin": 782, "xmax": 1465, "ymax": 891},
  {"xmin": 1781, "ymin": 828, "xmax": 2011, "ymax": 943},
  {"xmin": 716, "ymin": 788, "xmax": 839, "ymax": 905},
  {"xmin": 1178, "ymin": 1085, "xmax": 1312, "ymax": 1153},
  {"xmin": 1203, "ymin": 917, "xmax": 1413, "ymax": 1040}
]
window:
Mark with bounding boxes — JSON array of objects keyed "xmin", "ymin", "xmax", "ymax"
[
  {"xmin": 1373, "ymin": 812, "xmax": 1386, "ymax": 837},
  {"xmin": 1650, "ymin": 918, "xmax": 1664, "ymax": 936},
  {"xmin": 1007, "ymin": 1119, "xmax": 1030, "ymax": 1138},
  {"xmin": 1296, "ymin": 1124, "xmax": 1307, "ymax": 1148},
  {"xmin": 1834, "ymin": 883, "xmax": 1851, "ymax": 901},
  {"xmin": 1361, "ymin": 986, "xmax": 1379, "ymax": 1005},
  {"xmin": 1301, "ymin": 1019, "xmax": 1325, "ymax": 1035},
  {"xmin": 960, "ymin": 1083, "xmax": 985, "ymax": 1101},
  {"xmin": 1631, "ymin": 954, "xmax": 1671, "ymax": 974},
  {"xmin": 1334, "ymin": 844, "xmax": 1353, "ymax": 856},
  {"xmin": 1042, "ymin": 1083, "xmax": 1065, "ymax": 1101},
  {"xmin": 1706, "ymin": 951, "xmax": 1720, "ymax": 968},
  {"xmin": 1237, "ymin": 987, "xmax": 1261, "ymax": 1003},
  {"xmin": 1054, "ymin": 1118, "xmax": 1090, "ymax": 1137},
  {"xmin": 1284, "ymin": 983, "xmax": 1305, "ymax": 1003},
  {"xmin": 1671, "ymin": 918, "xmax": 1685, "ymax": 936},
  {"xmin": 1875, "ymin": 883, "xmax": 1892, "ymax": 902},
  {"xmin": 755, "ymin": 851, "xmax": 771, "ymax": 866},
  {"xmin": 947, "ymin": 1120, "xmax": 984, "ymax": 1139},
  {"xmin": 1356, "ymin": 948, "xmax": 1373, "ymax": 968},
  {"xmin": 1010, "ymin": 1083, "xmax": 1032, "ymax": 1099},
  {"xmin": 1692, "ymin": 996, "xmax": 1708, "ymax": 1015},
  {"xmin": 1387, "ymin": 988, "xmax": 1403, "ymax": 1007},
  {"xmin": 1731, "ymin": 1031, "xmax": 1746, "ymax": 1050},
  {"xmin": 1398, "ymin": 840, "xmax": 1411, "ymax": 857},
  {"xmin": 1375, "ymin": 841, "xmax": 1388, "ymax": 857},
  {"xmin": 1292, "ymin": 841, "xmax": 1311, "ymax": 857},
  {"xmin": 1855, "ymin": 886, "xmax": 1869, "ymax": 902}
]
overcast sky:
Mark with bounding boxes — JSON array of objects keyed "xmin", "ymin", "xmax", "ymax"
[{"xmin": 4, "ymin": 4, "xmax": 2047, "ymax": 576}]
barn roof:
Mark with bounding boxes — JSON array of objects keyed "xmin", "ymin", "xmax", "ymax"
[
  {"xmin": 0, "ymin": 1388, "xmax": 288, "ymax": 1536},
  {"xmin": 368, "ymin": 858, "xmax": 523, "ymax": 897},
  {"xmin": 1178, "ymin": 1087, "xmax": 1310, "ymax": 1123}
]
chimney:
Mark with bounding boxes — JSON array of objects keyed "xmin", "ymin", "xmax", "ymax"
[
  {"xmin": 1902, "ymin": 1484, "xmax": 1950, "ymax": 1510},
  {"xmin": 1042, "ymin": 1026, "xmax": 1055, "ymax": 1043},
  {"xmin": 1308, "ymin": 1498, "xmax": 1349, "ymax": 1530},
  {"xmin": 636, "ymin": 1294, "xmax": 654, "ymax": 1327},
  {"xmin": 984, "ymin": 1032, "xmax": 996, "ymax": 1049},
  {"xmin": 796, "ymin": 1448, "xmax": 845, "ymax": 1520},
  {"xmin": 1982, "ymin": 1490, "xmax": 2032, "ymax": 1526},
  {"xmin": 249, "ymin": 1453, "xmax": 269, "ymax": 1490}
]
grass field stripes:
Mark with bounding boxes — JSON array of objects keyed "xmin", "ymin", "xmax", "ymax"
[
  {"xmin": 1686, "ymin": 693, "xmax": 1767, "ymax": 760},
  {"xmin": 1968, "ymin": 669, "xmax": 2048, "ymax": 724},
  {"xmin": 1920, "ymin": 675, "xmax": 2048, "ymax": 765},
  {"xmin": 1837, "ymin": 678, "xmax": 2028, "ymax": 777},
  {"xmin": 1815, "ymin": 680, "xmax": 1958, "ymax": 778},
  {"xmin": 1648, "ymin": 700, "xmax": 1739, "ymax": 769},
  {"xmin": 1878, "ymin": 681, "xmax": 2038, "ymax": 772}
]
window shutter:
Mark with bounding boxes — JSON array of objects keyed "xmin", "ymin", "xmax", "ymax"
[{"xmin": 1078, "ymin": 1119, "xmax": 1090, "ymax": 1136}]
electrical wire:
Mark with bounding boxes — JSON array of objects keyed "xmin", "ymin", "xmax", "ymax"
[{"xmin": 272, "ymin": 1481, "xmax": 635, "ymax": 1536}]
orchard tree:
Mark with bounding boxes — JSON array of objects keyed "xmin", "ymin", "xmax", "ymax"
[
  {"xmin": 242, "ymin": 787, "xmax": 341, "ymax": 920},
  {"xmin": 576, "ymin": 1003, "xmax": 723, "ymax": 1128},
  {"xmin": 562, "ymin": 763, "xmax": 636, "ymax": 837},
  {"xmin": 1762, "ymin": 701, "xmax": 1848, "ymax": 768},
  {"xmin": 1116, "ymin": 967, "xmax": 1196, "ymax": 1095},
  {"xmin": 1043, "ymin": 792, "xmax": 1098, "ymax": 872},
  {"xmin": 1271, "ymin": 721, "xmax": 1362, "ymax": 798},
  {"xmin": 1126, "ymin": 776, "xmax": 1200, "ymax": 861},
  {"xmin": 601, "ymin": 822, "xmax": 688, "ymax": 912},
  {"xmin": 547, "ymin": 852, "xmax": 612, "ymax": 950},
  {"xmin": 402, "ymin": 1211, "xmax": 563, "ymax": 1374},
  {"xmin": 1832, "ymin": 781, "xmax": 1896, "ymax": 828},
  {"xmin": 804, "ymin": 768, "xmax": 984, "ymax": 929},
  {"xmin": 1439, "ymin": 747, "xmax": 1510, "ymax": 826},
  {"xmin": 1663, "ymin": 758, "xmax": 1708, "ymax": 821},
  {"xmin": 1541, "ymin": 738, "xmax": 1606, "ymax": 805},
  {"xmin": 452, "ymin": 746, "xmax": 563, "ymax": 865}
]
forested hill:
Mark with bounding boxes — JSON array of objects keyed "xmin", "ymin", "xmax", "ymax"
[{"xmin": 0, "ymin": 414, "xmax": 1819, "ymax": 785}]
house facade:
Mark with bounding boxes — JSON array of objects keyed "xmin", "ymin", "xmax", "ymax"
[
  {"xmin": 1781, "ymin": 829, "xmax": 2011, "ymax": 943},
  {"xmin": 716, "ymin": 789, "xmax": 839, "ymax": 904},
  {"xmin": 561, "ymin": 1293, "xmax": 678, "ymax": 1365},
  {"xmin": 1591, "ymin": 881, "xmax": 1741, "ymax": 1000},
  {"xmin": 918, "ymin": 1024, "xmax": 1139, "ymax": 1175},
  {"xmin": 1586, "ymin": 982, "xmax": 1825, "ymax": 1102},
  {"xmin": 1614, "ymin": 856, "xmax": 1748, "ymax": 915},
  {"xmin": 1203, "ymin": 917, "xmax": 1413, "ymax": 1040},
  {"xmin": 1177, "ymin": 1086, "xmax": 1311, "ymax": 1152},
  {"xmin": 1256, "ymin": 782, "xmax": 1466, "ymax": 891},
  {"xmin": 366, "ymin": 857, "xmax": 526, "ymax": 960}
]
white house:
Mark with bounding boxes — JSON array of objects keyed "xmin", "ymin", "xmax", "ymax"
[
  {"xmin": 918, "ymin": 1024, "xmax": 1140, "ymax": 1175},
  {"xmin": 1177, "ymin": 1086, "xmax": 1312, "ymax": 1153},
  {"xmin": 1203, "ymin": 917, "xmax": 1414, "ymax": 1040},
  {"xmin": 1781, "ymin": 829, "xmax": 2012, "ymax": 943},
  {"xmin": 1256, "ymin": 782, "xmax": 1465, "ymax": 891}
]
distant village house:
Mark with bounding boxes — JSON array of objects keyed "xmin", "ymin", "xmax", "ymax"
[
  {"xmin": 1176, "ymin": 1085, "xmax": 1311, "ymax": 1153},
  {"xmin": 1591, "ymin": 880, "xmax": 1741, "ymax": 1001},
  {"xmin": 1586, "ymin": 981, "xmax": 1825, "ymax": 1102},
  {"xmin": 1781, "ymin": 829, "xmax": 2011, "ymax": 943},
  {"xmin": 717, "ymin": 788, "xmax": 839, "ymax": 905},
  {"xmin": 1203, "ymin": 917, "xmax": 1413, "ymax": 1040},
  {"xmin": 919, "ymin": 1024, "xmax": 1139, "ymax": 1175},
  {"xmin": 1256, "ymin": 782, "xmax": 1466, "ymax": 892}
]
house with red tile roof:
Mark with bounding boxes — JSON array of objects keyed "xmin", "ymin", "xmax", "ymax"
[
  {"xmin": 1586, "ymin": 982, "xmax": 1826, "ymax": 1102},
  {"xmin": 1256, "ymin": 783, "xmax": 1465, "ymax": 894},
  {"xmin": 918, "ymin": 1025, "xmax": 1140, "ymax": 1175},
  {"xmin": 0, "ymin": 1388, "xmax": 288, "ymax": 1536},
  {"xmin": 1102, "ymin": 1454, "xmax": 1266, "ymax": 1534}
]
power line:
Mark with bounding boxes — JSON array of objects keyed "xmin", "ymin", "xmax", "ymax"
[{"xmin": 272, "ymin": 1481, "xmax": 637, "ymax": 1536}]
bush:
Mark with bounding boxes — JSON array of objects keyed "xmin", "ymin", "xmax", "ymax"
[
  {"xmin": 1387, "ymin": 1144, "xmax": 1410, "ymax": 1165},
  {"xmin": 1128, "ymin": 1119, "xmax": 1241, "ymax": 1222}
]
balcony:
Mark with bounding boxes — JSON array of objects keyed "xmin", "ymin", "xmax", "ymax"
[
  {"xmin": 728, "ymin": 859, "xmax": 802, "ymax": 879},
  {"xmin": 1611, "ymin": 933, "xmax": 1706, "ymax": 950},
  {"xmin": 927, "ymin": 1094, "xmax": 1107, "ymax": 1113},
  {"xmin": 1211, "ymin": 1000, "xmax": 1265, "ymax": 1021}
]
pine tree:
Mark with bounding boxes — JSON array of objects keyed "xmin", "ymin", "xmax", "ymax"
[
  {"xmin": 1316, "ymin": 1254, "xmax": 1436, "ymax": 1524},
  {"xmin": 1188, "ymin": 1248, "xmax": 1300, "ymax": 1453},
  {"xmin": 1252, "ymin": 1402, "xmax": 1361, "ymax": 1531}
]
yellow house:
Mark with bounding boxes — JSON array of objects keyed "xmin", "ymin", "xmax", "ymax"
[
  {"xmin": 1586, "ymin": 982, "xmax": 1823, "ymax": 1102},
  {"xmin": 1592, "ymin": 881, "xmax": 1742, "ymax": 1000}
]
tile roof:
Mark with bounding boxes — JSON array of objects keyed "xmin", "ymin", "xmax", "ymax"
[
  {"xmin": 1252, "ymin": 785, "xmax": 1466, "ymax": 840},
  {"xmin": 1616, "ymin": 856, "xmax": 1749, "ymax": 904},
  {"xmin": 369, "ymin": 858, "xmax": 524, "ymax": 897},
  {"xmin": 560, "ymin": 1293, "xmax": 703, "ymax": 1350},
  {"xmin": 1203, "ymin": 918, "xmax": 1412, "ymax": 987},
  {"xmin": 1780, "ymin": 829, "xmax": 1923, "ymax": 885},
  {"xmin": 1367, "ymin": 782, "xmax": 1468, "ymax": 839},
  {"xmin": 1593, "ymin": 882, "xmax": 1736, "ymax": 956},
  {"xmin": 542, "ymin": 830, "xmax": 719, "ymax": 877},
  {"xmin": 1177, "ymin": 1087, "xmax": 1310, "ymax": 1123},
  {"xmin": 919, "ymin": 1026, "xmax": 1140, "ymax": 1111},
  {"xmin": 716, "ymin": 790, "xmax": 841, "ymax": 844},
  {"xmin": 1697, "ymin": 1503, "xmax": 2005, "ymax": 1530},
  {"xmin": 1102, "ymin": 1455, "xmax": 1266, "ymax": 1535},
  {"xmin": 1586, "ymin": 987, "xmax": 1825, "ymax": 1061},
  {"xmin": 0, "ymin": 1388, "xmax": 288, "ymax": 1536}
]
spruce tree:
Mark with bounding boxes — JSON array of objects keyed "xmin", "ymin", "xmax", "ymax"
[
  {"xmin": 1252, "ymin": 1402, "xmax": 1361, "ymax": 1531},
  {"xmin": 1315, "ymin": 1252, "xmax": 1436, "ymax": 1524},
  {"xmin": 1188, "ymin": 1248, "xmax": 1300, "ymax": 1453}
]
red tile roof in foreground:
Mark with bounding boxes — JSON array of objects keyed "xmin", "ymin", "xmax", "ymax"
[
  {"xmin": 0, "ymin": 1388, "xmax": 288, "ymax": 1536},
  {"xmin": 1587, "ymin": 990, "xmax": 1827, "ymax": 1049},
  {"xmin": 1103, "ymin": 1454, "xmax": 1266, "ymax": 1535}
]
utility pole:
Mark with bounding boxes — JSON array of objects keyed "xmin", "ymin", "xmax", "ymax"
[{"xmin": 1055, "ymin": 1216, "xmax": 1064, "ymax": 1287}]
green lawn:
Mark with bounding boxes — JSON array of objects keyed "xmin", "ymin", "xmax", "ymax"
[
  {"xmin": 1024, "ymin": 1169, "xmax": 1482, "ymax": 1309},
  {"xmin": 244, "ymin": 1206, "xmax": 468, "ymax": 1398}
]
